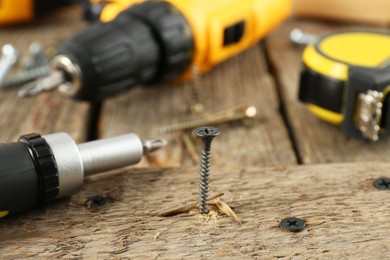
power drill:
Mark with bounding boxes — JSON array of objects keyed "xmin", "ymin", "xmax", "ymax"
[{"xmin": 20, "ymin": 0, "xmax": 291, "ymax": 101}]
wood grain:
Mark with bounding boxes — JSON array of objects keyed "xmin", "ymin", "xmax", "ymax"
[
  {"xmin": 1, "ymin": 162, "xmax": 389, "ymax": 258},
  {"xmin": 293, "ymin": 0, "xmax": 390, "ymax": 26},
  {"xmin": 100, "ymin": 44, "xmax": 297, "ymax": 167},
  {"xmin": 265, "ymin": 19, "xmax": 390, "ymax": 164},
  {"xmin": 0, "ymin": 4, "xmax": 89, "ymax": 142}
]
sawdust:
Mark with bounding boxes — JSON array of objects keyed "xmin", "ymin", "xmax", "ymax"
[
  {"xmin": 157, "ymin": 193, "xmax": 241, "ymax": 223},
  {"xmin": 157, "ymin": 193, "xmax": 224, "ymax": 217}
]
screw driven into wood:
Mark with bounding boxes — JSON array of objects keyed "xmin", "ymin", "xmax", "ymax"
[
  {"xmin": 373, "ymin": 178, "xmax": 390, "ymax": 190},
  {"xmin": 280, "ymin": 217, "xmax": 305, "ymax": 232},
  {"xmin": 194, "ymin": 126, "xmax": 220, "ymax": 214}
]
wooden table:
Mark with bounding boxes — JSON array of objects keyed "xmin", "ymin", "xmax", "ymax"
[{"xmin": 1, "ymin": 4, "xmax": 389, "ymax": 258}]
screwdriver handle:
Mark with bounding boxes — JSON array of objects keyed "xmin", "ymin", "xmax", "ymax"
[
  {"xmin": 0, "ymin": 132, "xmax": 165, "ymax": 218},
  {"xmin": 0, "ymin": 134, "xmax": 58, "ymax": 218}
]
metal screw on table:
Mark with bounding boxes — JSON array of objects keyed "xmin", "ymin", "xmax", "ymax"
[
  {"xmin": 194, "ymin": 126, "xmax": 220, "ymax": 214},
  {"xmin": 280, "ymin": 217, "xmax": 306, "ymax": 232},
  {"xmin": 22, "ymin": 42, "xmax": 48, "ymax": 69},
  {"xmin": 373, "ymin": 178, "xmax": 390, "ymax": 190},
  {"xmin": 0, "ymin": 65, "xmax": 50, "ymax": 89},
  {"xmin": 160, "ymin": 105, "xmax": 257, "ymax": 133},
  {"xmin": 0, "ymin": 44, "xmax": 19, "ymax": 85}
]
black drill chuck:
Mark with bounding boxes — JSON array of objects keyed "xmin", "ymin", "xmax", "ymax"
[{"xmin": 57, "ymin": 1, "xmax": 194, "ymax": 101}]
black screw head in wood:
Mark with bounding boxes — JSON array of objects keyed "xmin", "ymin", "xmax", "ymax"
[
  {"xmin": 86, "ymin": 195, "xmax": 108, "ymax": 209},
  {"xmin": 373, "ymin": 178, "xmax": 390, "ymax": 190},
  {"xmin": 280, "ymin": 217, "xmax": 305, "ymax": 232}
]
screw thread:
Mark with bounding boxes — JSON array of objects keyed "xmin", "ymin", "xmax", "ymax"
[
  {"xmin": 199, "ymin": 148, "xmax": 211, "ymax": 214},
  {"xmin": 0, "ymin": 65, "xmax": 49, "ymax": 88}
]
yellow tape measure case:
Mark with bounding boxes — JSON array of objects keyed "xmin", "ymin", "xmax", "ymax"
[{"xmin": 298, "ymin": 30, "xmax": 390, "ymax": 141}]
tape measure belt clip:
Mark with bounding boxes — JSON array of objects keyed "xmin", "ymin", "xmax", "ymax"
[{"xmin": 342, "ymin": 63, "xmax": 390, "ymax": 141}]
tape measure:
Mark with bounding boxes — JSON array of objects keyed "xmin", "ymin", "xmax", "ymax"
[{"xmin": 298, "ymin": 30, "xmax": 390, "ymax": 141}]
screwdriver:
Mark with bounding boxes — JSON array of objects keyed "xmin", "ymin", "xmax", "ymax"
[
  {"xmin": 18, "ymin": 0, "xmax": 291, "ymax": 101},
  {"xmin": 0, "ymin": 132, "xmax": 166, "ymax": 218}
]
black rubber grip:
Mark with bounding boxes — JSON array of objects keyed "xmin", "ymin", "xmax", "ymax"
[
  {"xmin": 19, "ymin": 134, "xmax": 59, "ymax": 206},
  {"xmin": 59, "ymin": 1, "xmax": 193, "ymax": 101},
  {"xmin": 298, "ymin": 65, "xmax": 344, "ymax": 113},
  {"xmin": 0, "ymin": 134, "xmax": 59, "ymax": 216},
  {"xmin": 125, "ymin": 1, "xmax": 194, "ymax": 82},
  {"xmin": 0, "ymin": 142, "xmax": 39, "ymax": 215}
]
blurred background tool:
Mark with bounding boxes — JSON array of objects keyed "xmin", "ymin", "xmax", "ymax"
[
  {"xmin": 0, "ymin": 132, "xmax": 166, "ymax": 218},
  {"xmin": 0, "ymin": 0, "xmax": 78, "ymax": 26},
  {"xmin": 19, "ymin": 0, "xmax": 291, "ymax": 101},
  {"xmin": 298, "ymin": 30, "xmax": 390, "ymax": 142}
]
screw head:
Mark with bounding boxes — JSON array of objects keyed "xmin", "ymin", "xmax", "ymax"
[
  {"xmin": 2, "ymin": 44, "xmax": 18, "ymax": 56},
  {"xmin": 194, "ymin": 126, "xmax": 220, "ymax": 149},
  {"xmin": 86, "ymin": 195, "xmax": 108, "ymax": 209},
  {"xmin": 373, "ymin": 178, "xmax": 390, "ymax": 190},
  {"xmin": 280, "ymin": 217, "xmax": 305, "ymax": 232},
  {"xmin": 194, "ymin": 126, "xmax": 220, "ymax": 138}
]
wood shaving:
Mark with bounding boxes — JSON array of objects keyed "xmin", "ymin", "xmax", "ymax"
[
  {"xmin": 154, "ymin": 232, "xmax": 161, "ymax": 240},
  {"xmin": 157, "ymin": 193, "xmax": 224, "ymax": 217},
  {"xmin": 202, "ymin": 210, "xmax": 219, "ymax": 222},
  {"xmin": 214, "ymin": 198, "xmax": 241, "ymax": 223}
]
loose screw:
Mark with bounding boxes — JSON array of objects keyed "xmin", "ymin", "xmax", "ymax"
[
  {"xmin": 21, "ymin": 42, "xmax": 48, "ymax": 69},
  {"xmin": 194, "ymin": 126, "xmax": 220, "ymax": 214},
  {"xmin": 373, "ymin": 178, "xmax": 390, "ymax": 190},
  {"xmin": 160, "ymin": 105, "xmax": 257, "ymax": 133},
  {"xmin": 0, "ymin": 65, "xmax": 49, "ymax": 89},
  {"xmin": 0, "ymin": 44, "xmax": 19, "ymax": 85},
  {"xmin": 280, "ymin": 217, "xmax": 306, "ymax": 232}
]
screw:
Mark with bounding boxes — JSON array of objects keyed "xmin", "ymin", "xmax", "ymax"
[
  {"xmin": 280, "ymin": 217, "xmax": 306, "ymax": 232},
  {"xmin": 0, "ymin": 44, "xmax": 19, "ymax": 85},
  {"xmin": 290, "ymin": 29, "xmax": 318, "ymax": 46},
  {"xmin": 373, "ymin": 178, "xmax": 390, "ymax": 190},
  {"xmin": 86, "ymin": 195, "xmax": 108, "ymax": 209},
  {"xmin": 0, "ymin": 65, "xmax": 50, "ymax": 89},
  {"xmin": 194, "ymin": 126, "xmax": 220, "ymax": 214},
  {"xmin": 22, "ymin": 42, "xmax": 49, "ymax": 69},
  {"xmin": 160, "ymin": 105, "xmax": 257, "ymax": 133}
]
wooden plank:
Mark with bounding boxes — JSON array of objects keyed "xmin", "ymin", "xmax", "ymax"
[
  {"xmin": 265, "ymin": 19, "xmax": 390, "ymax": 164},
  {"xmin": 293, "ymin": 0, "xmax": 390, "ymax": 26},
  {"xmin": 0, "ymin": 4, "xmax": 89, "ymax": 142},
  {"xmin": 100, "ymin": 44, "xmax": 297, "ymax": 167},
  {"xmin": 1, "ymin": 162, "xmax": 389, "ymax": 258}
]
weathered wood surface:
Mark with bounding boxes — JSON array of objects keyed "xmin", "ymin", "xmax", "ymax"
[
  {"xmin": 265, "ymin": 20, "xmax": 390, "ymax": 164},
  {"xmin": 101, "ymin": 43, "xmax": 297, "ymax": 168},
  {"xmin": 0, "ymin": 4, "xmax": 89, "ymax": 142},
  {"xmin": 1, "ymin": 162, "xmax": 389, "ymax": 258},
  {"xmin": 1, "ymin": 5, "xmax": 390, "ymax": 259}
]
